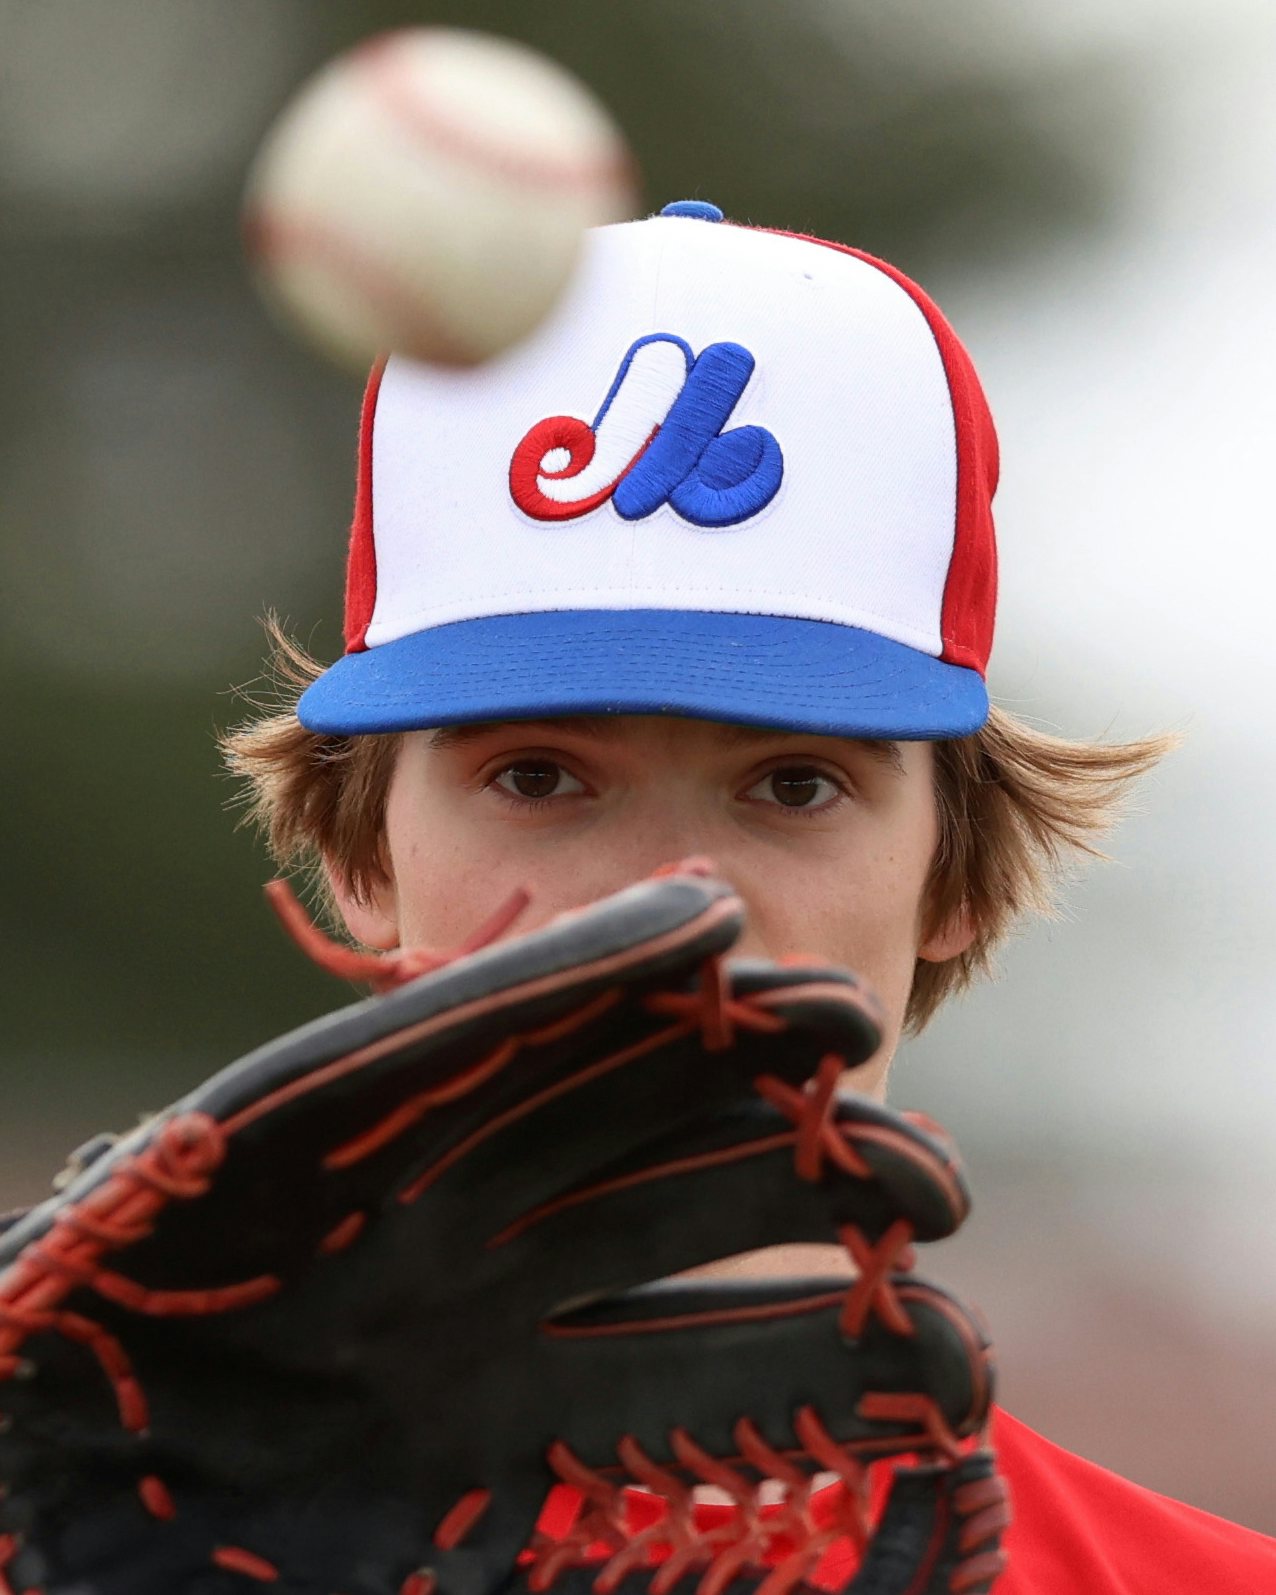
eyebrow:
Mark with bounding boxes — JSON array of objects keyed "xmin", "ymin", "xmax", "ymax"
[{"xmin": 427, "ymin": 718, "xmax": 905, "ymax": 775}]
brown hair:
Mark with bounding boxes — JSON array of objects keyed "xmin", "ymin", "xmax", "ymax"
[{"xmin": 221, "ymin": 616, "xmax": 1176, "ymax": 1033}]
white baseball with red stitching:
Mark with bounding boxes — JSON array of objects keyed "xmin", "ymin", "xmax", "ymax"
[{"xmin": 242, "ymin": 27, "xmax": 637, "ymax": 372}]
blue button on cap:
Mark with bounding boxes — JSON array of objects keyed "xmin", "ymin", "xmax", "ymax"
[{"xmin": 660, "ymin": 200, "xmax": 724, "ymax": 222}]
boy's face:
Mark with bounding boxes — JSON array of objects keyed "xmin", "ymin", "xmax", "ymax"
[{"xmin": 329, "ymin": 714, "xmax": 973, "ymax": 1098}]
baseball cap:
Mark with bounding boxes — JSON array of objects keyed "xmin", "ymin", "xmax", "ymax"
[{"xmin": 297, "ymin": 200, "xmax": 999, "ymax": 740}]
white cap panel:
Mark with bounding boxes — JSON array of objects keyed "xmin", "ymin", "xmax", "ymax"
[{"xmin": 364, "ymin": 217, "xmax": 957, "ymax": 657}]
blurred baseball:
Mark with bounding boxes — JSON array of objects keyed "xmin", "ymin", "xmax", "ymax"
[{"xmin": 242, "ymin": 28, "xmax": 637, "ymax": 371}]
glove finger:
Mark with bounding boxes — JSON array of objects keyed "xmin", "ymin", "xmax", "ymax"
[
  {"xmin": 74, "ymin": 958, "xmax": 880, "ymax": 1296},
  {"xmin": 541, "ymin": 1274, "xmax": 993, "ymax": 1471},
  {"xmin": 0, "ymin": 875, "xmax": 750, "ymax": 1280},
  {"xmin": 387, "ymin": 964, "xmax": 883, "ymax": 1245},
  {"xmin": 490, "ymin": 1093, "xmax": 966, "ymax": 1306}
]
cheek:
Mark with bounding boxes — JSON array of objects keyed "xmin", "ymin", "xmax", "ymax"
[
  {"xmin": 850, "ymin": 886, "xmax": 926, "ymax": 1020},
  {"xmin": 773, "ymin": 866, "xmax": 922, "ymax": 991},
  {"xmin": 381, "ymin": 775, "xmax": 600, "ymax": 949},
  {"xmin": 380, "ymin": 774, "xmax": 490, "ymax": 948},
  {"xmin": 806, "ymin": 870, "xmax": 927, "ymax": 1096},
  {"xmin": 736, "ymin": 821, "xmax": 938, "ymax": 1064},
  {"xmin": 744, "ymin": 817, "xmax": 935, "ymax": 954}
]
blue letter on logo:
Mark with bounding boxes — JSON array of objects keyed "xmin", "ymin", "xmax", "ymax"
[{"xmin": 612, "ymin": 342, "xmax": 783, "ymax": 528}]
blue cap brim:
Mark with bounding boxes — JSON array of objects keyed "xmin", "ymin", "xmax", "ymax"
[{"xmin": 297, "ymin": 610, "xmax": 988, "ymax": 740}]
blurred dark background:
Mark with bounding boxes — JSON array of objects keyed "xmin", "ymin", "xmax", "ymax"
[{"xmin": 3, "ymin": 0, "xmax": 1274, "ymax": 1534}]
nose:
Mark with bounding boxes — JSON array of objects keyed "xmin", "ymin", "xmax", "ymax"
[
  {"xmin": 569, "ymin": 847, "xmax": 782, "ymax": 963},
  {"xmin": 569, "ymin": 819, "xmax": 721, "ymax": 902}
]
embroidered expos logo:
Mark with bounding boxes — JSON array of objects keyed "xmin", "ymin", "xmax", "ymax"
[{"xmin": 508, "ymin": 334, "xmax": 783, "ymax": 528}]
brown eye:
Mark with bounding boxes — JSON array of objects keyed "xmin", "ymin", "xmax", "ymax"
[
  {"xmin": 493, "ymin": 761, "xmax": 583, "ymax": 801},
  {"xmin": 745, "ymin": 766, "xmax": 840, "ymax": 810}
]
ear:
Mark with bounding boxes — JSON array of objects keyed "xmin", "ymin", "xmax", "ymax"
[
  {"xmin": 323, "ymin": 858, "xmax": 400, "ymax": 951},
  {"xmin": 917, "ymin": 902, "xmax": 976, "ymax": 963}
]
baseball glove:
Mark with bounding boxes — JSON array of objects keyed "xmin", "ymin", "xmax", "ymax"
[{"xmin": 0, "ymin": 869, "xmax": 1008, "ymax": 1595}]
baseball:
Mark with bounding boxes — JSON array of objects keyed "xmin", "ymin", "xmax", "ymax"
[{"xmin": 242, "ymin": 28, "xmax": 637, "ymax": 371}]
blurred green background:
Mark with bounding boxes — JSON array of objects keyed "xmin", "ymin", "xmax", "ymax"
[{"xmin": 4, "ymin": 0, "xmax": 1275, "ymax": 1534}]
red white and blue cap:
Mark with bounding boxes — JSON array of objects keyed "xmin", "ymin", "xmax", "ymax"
[{"xmin": 298, "ymin": 200, "xmax": 999, "ymax": 740}]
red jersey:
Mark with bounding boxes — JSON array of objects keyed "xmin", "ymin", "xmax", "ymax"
[
  {"xmin": 534, "ymin": 1406, "xmax": 1276, "ymax": 1593},
  {"xmin": 991, "ymin": 1407, "xmax": 1276, "ymax": 1593}
]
